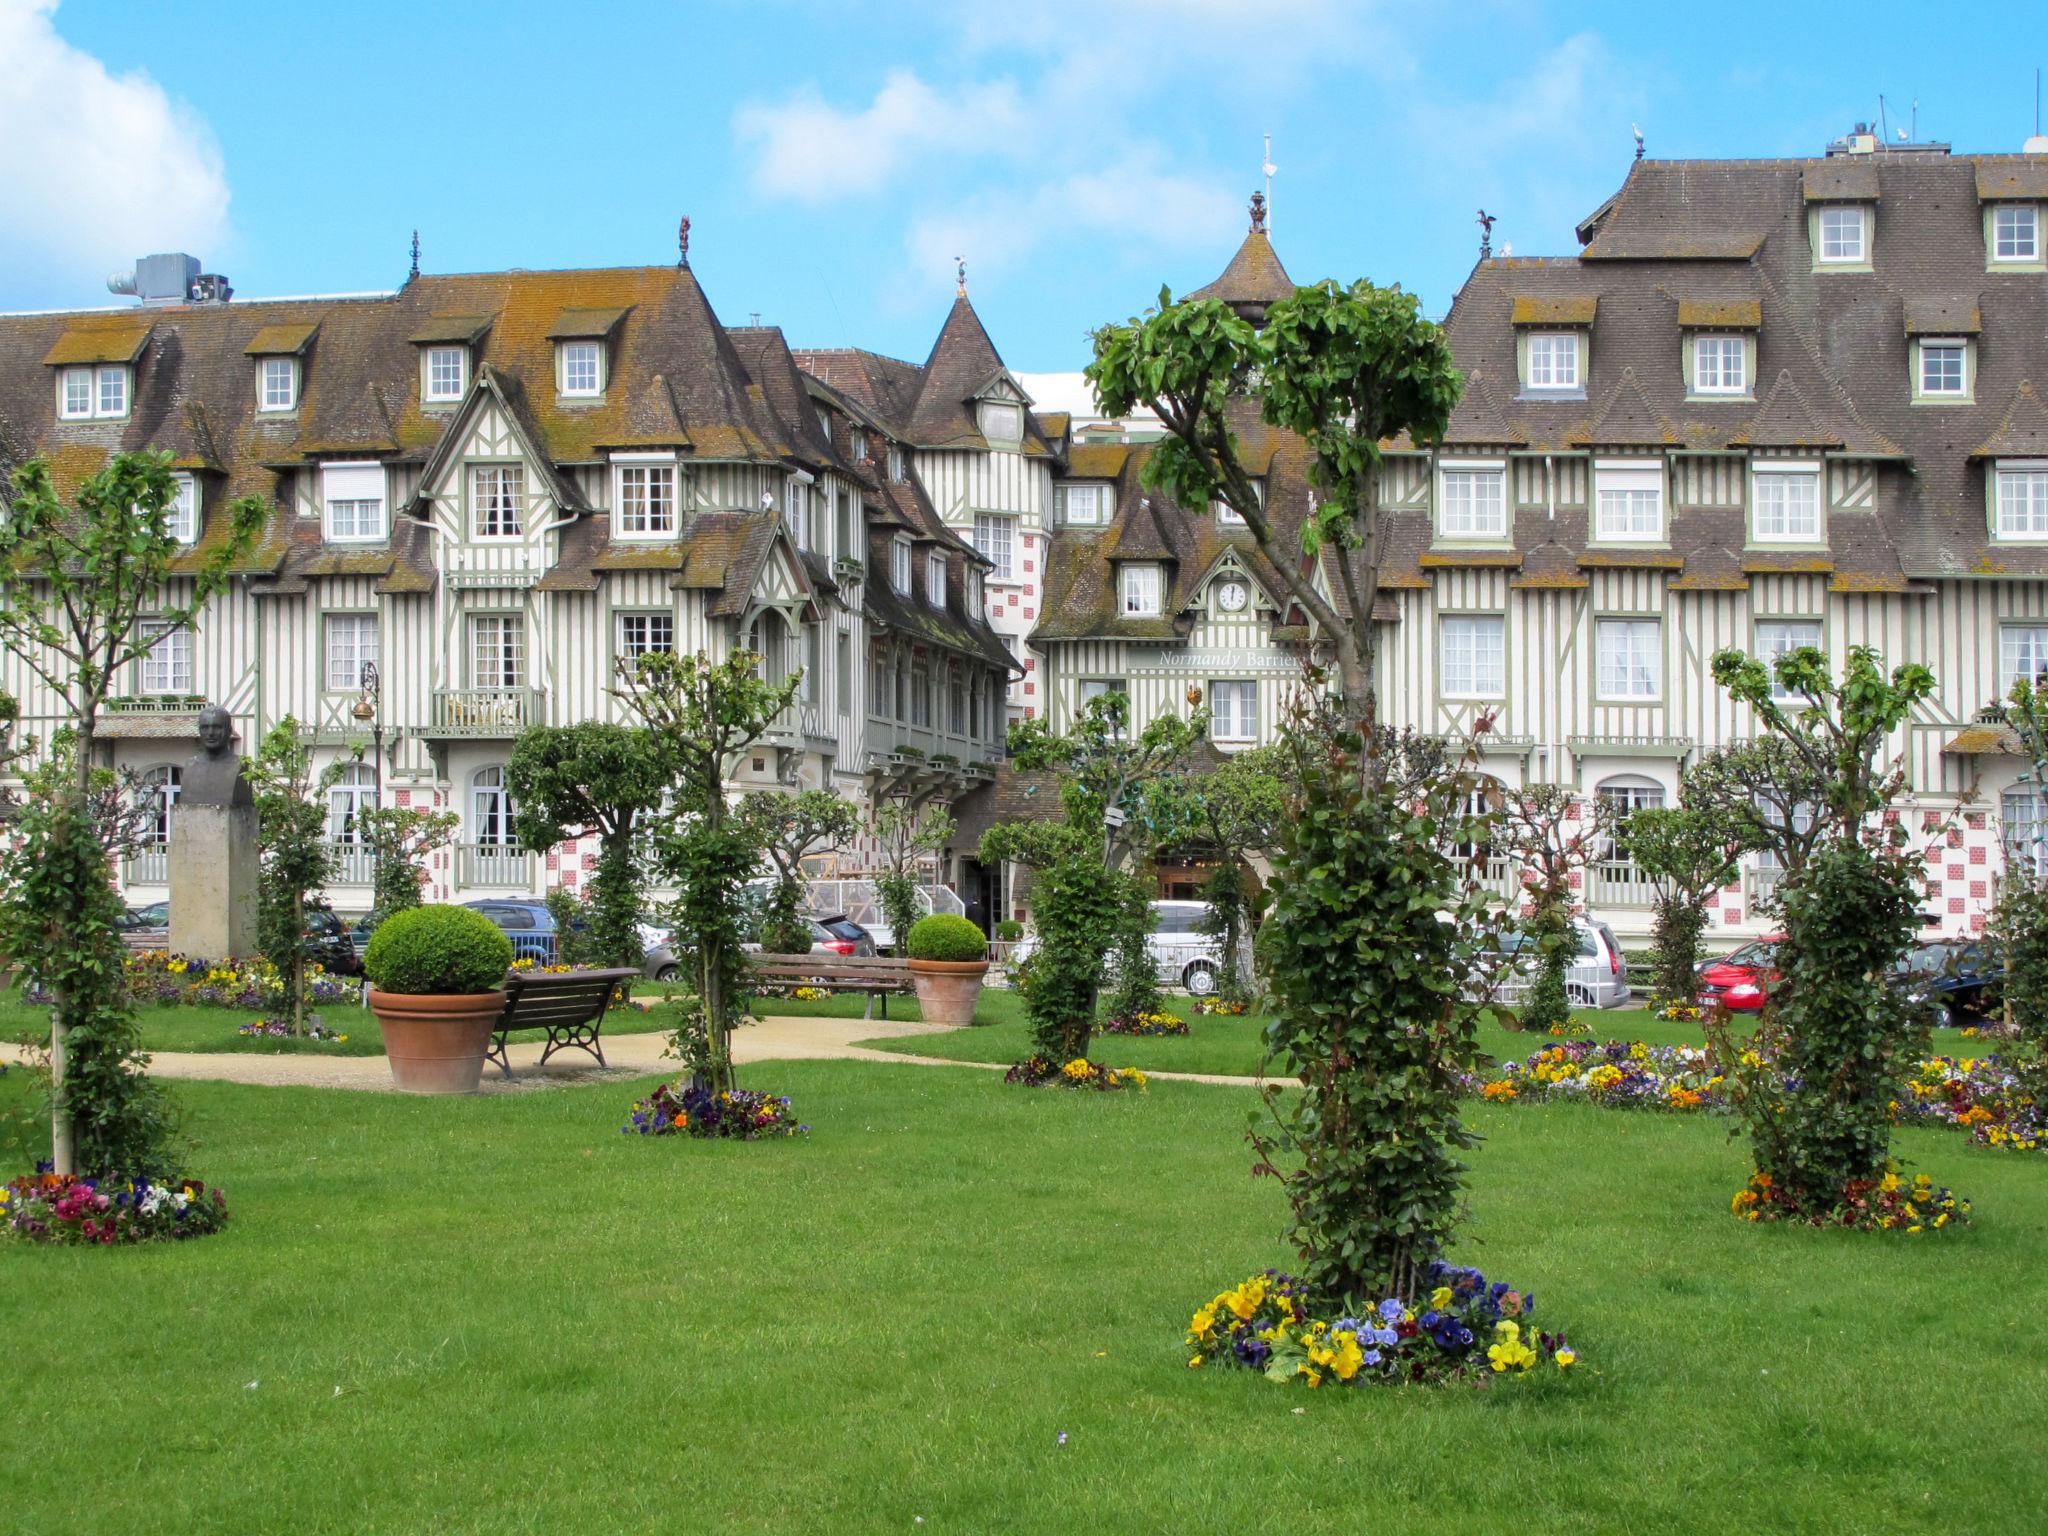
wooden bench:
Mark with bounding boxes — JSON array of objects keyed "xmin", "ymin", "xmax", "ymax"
[
  {"xmin": 486, "ymin": 966, "xmax": 640, "ymax": 1078},
  {"xmin": 746, "ymin": 952, "xmax": 913, "ymax": 1019}
]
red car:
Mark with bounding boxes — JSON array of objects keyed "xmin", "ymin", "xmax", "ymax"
[{"xmin": 1696, "ymin": 937, "xmax": 1783, "ymax": 1012}]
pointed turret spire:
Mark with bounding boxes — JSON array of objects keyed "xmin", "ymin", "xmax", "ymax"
[{"xmin": 1188, "ymin": 192, "xmax": 1295, "ymax": 327}]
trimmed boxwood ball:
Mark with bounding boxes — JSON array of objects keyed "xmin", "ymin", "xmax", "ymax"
[
  {"xmin": 905, "ymin": 913, "xmax": 988, "ymax": 963},
  {"xmin": 364, "ymin": 904, "xmax": 514, "ymax": 995}
]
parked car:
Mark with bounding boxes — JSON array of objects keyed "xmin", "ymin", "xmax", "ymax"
[
  {"xmin": 461, "ymin": 899, "xmax": 562, "ymax": 963},
  {"xmin": 1472, "ymin": 917, "xmax": 1633, "ymax": 1010},
  {"xmin": 303, "ymin": 906, "xmax": 362, "ymax": 976},
  {"xmin": 1008, "ymin": 899, "xmax": 1226, "ymax": 995},
  {"xmin": 659, "ymin": 912, "xmax": 876, "ymax": 982},
  {"xmin": 115, "ymin": 900, "xmax": 170, "ymax": 936},
  {"xmin": 1695, "ymin": 936, "xmax": 1784, "ymax": 1012},
  {"xmin": 1893, "ymin": 939, "xmax": 2002, "ymax": 1028}
]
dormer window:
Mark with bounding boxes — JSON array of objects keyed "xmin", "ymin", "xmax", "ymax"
[
  {"xmin": 424, "ymin": 346, "xmax": 467, "ymax": 403},
  {"xmin": 1213, "ymin": 478, "xmax": 1264, "ymax": 527},
  {"xmin": 1692, "ymin": 335, "xmax": 1747, "ymax": 395},
  {"xmin": 58, "ymin": 364, "xmax": 128, "ymax": 420},
  {"xmin": 1992, "ymin": 204, "xmax": 2041, "ymax": 264},
  {"xmin": 558, "ymin": 342, "xmax": 602, "ymax": 397},
  {"xmin": 258, "ymin": 356, "xmax": 298, "ymax": 413},
  {"xmin": 979, "ymin": 400, "xmax": 1021, "ymax": 442},
  {"xmin": 786, "ymin": 479, "xmax": 811, "ymax": 549},
  {"xmin": 1994, "ymin": 462, "xmax": 2048, "ymax": 540},
  {"xmin": 1525, "ymin": 333, "xmax": 1579, "ymax": 391},
  {"xmin": 967, "ymin": 570, "xmax": 984, "ymax": 619},
  {"xmin": 888, "ymin": 444, "xmax": 905, "ymax": 482},
  {"xmin": 1916, "ymin": 338, "xmax": 1970, "ymax": 400},
  {"xmin": 1120, "ymin": 563, "xmax": 1161, "ymax": 618},
  {"xmin": 167, "ymin": 473, "xmax": 199, "ymax": 545},
  {"xmin": 891, "ymin": 537, "xmax": 912, "ymax": 593},
  {"xmin": 321, "ymin": 462, "xmax": 387, "ymax": 544},
  {"xmin": 612, "ymin": 455, "xmax": 678, "ymax": 539},
  {"xmin": 1816, "ymin": 205, "xmax": 1869, "ymax": 265},
  {"xmin": 849, "ymin": 430, "xmax": 869, "ymax": 464},
  {"xmin": 1059, "ymin": 483, "xmax": 1109, "ymax": 526},
  {"xmin": 925, "ymin": 551, "xmax": 946, "ymax": 607}
]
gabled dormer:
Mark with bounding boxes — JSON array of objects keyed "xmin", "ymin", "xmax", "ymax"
[
  {"xmin": 45, "ymin": 320, "xmax": 149, "ymax": 422},
  {"xmin": 245, "ymin": 321, "xmax": 317, "ymax": 416},
  {"xmin": 1511, "ymin": 295, "xmax": 1594, "ymax": 400},
  {"xmin": 409, "ymin": 313, "xmax": 492, "ymax": 407},
  {"xmin": 545, "ymin": 305, "xmax": 629, "ymax": 402}
]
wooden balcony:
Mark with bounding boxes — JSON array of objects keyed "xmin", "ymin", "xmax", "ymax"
[
  {"xmin": 429, "ymin": 688, "xmax": 544, "ymax": 738},
  {"xmin": 456, "ymin": 842, "xmax": 535, "ymax": 891}
]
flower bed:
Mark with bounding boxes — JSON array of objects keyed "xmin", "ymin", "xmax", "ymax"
[
  {"xmin": 1003, "ymin": 1055, "xmax": 1148, "ymax": 1091},
  {"xmin": 623, "ymin": 1081, "xmax": 808, "ymax": 1140},
  {"xmin": 1732, "ymin": 1165, "xmax": 1971, "ymax": 1232},
  {"xmin": 1896, "ymin": 1054, "xmax": 2045, "ymax": 1152},
  {"xmin": 2, "ymin": 1168, "xmax": 228, "ymax": 1245},
  {"xmin": 751, "ymin": 983, "xmax": 831, "ymax": 1002},
  {"xmin": 118, "ymin": 951, "xmax": 358, "ymax": 1010},
  {"xmin": 1191, "ymin": 997, "xmax": 1248, "ymax": 1017},
  {"xmin": 1099, "ymin": 1010, "xmax": 1190, "ymax": 1037},
  {"xmin": 1476, "ymin": 1039, "xmax": 1724, "ymax": 1111},
  {"xmin": 1187, "ymin": 1263, "xmax": 1576, "ymax": 1387},
  {"xmin": 236, "ymin": 1019, "xmax": 350, "ymax": 1044}
]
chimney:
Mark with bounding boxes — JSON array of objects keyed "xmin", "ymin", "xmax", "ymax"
[{"xmin": 107, "ymin": 252, "xmax": 233, "ymax": 306}]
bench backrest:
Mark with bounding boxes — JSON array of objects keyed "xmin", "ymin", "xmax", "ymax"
[
  {"xmin": 499, "ymin": 967, "xmax": 640, "ymax": 1031},
  {"xmin": 747, "ymin": 953, "xmax": 912, "ymax": 978}
]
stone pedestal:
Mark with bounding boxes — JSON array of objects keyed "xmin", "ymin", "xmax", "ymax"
[{"xmin": 169, "ymin": 803, "xmax": 260, "ymax": 961}]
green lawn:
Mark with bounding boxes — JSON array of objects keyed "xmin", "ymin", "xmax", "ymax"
[{"xmin": 1, "ymin": 1059, "xmax": 2043, "ymax": 1533}]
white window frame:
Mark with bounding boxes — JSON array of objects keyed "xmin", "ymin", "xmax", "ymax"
[
  {"xmin": 1692, "ymin": 335, "xmax": 1747, "ymax": 395},
  {"xmin": 1209, "ymin": 680, "xmax": 1257, "ymax": 742},
  {"xmin": 1596, "ymin": 618, "xmax": 1662, "ymax": 701},
  {"xmin": 1817, "ymin": 205, "xmax": 1868, "ymax": 264},
  {"xmin": 612, "ymin": 454, "xmax": 678, "ymax": 540},
  {"xmin": 469, "ymin": 614, "xmax": 525, "ymax": 690},
  {"xmin": 1524, "ymin": 332, "xmax": 1580, "ymax": 391},
  {"xmin": 469, "ymin": 463, "xmax": 526, "ymax": 540},
  {"xmin": 979, "ymin": 400, "xmax": 1021, "ymax": 442},
  {"xmin": 1996, "ymin": 462, "xmax": 2048, "ymax": 540},
  {"xmin": 925, "ymin": 551, "xmax": 946, "ymax": 608},
  {"xmin": 59, "ymin": 367, "xmax": 92, "ymax": 419},
  {"xmin": 891, "ymin": 537, "xmax": 912, "ymax": 594},
  {"xmin": 1060, "ymin": 483, "xmax": 1109, "ymax": 526},
  {"xmin": 615, "ymin": 610, "xmax": 675, "ymax": 661},
  {"xmin": 327, "ymin": 763, "xmax": 378, "ymax": 845},
  {"xmin": 1593, "ymin": 460, "xmax": 1665, "ymax": 543},
  {"xmin": 972, "ymin": 512, "xmax": 1016, "ymax": 580},
  {"xmin": 165, "ymin": 473, "xmax": 199, "ymax": 545},
  {"xmin": 321, "ymin": 462, "xmax": 388, "ymax": 544},
  {"xmin": 59, "ymin": 364, "xmax": 129, "ymax": 420},
  {"xmin": 258, "ymin": 356, "xmax": 298, "ymax": 413},
  {"xmin": 1437, "ymin": 461, "xmax": 1508, "ymax": 541},
  {"xmin": 1213, "ymin": 478, "xmax": 1264, "ymax": 527},
  {"xmin": 2000, "ymin": 623, "xmax": 2048, "ymax": 694},
  {"xmin": 1918, "ymin": 338, "xmax": 1968, "ymax": 398},
  {"xmin": 1991, "ymin": 203, "xmax": 2039, "ymax": 263},
  {"xmin": 138, "ymin": 619, "xmax": 192, "ymax": 695},
  {"xmin": 786, "ymin": 478, "xmax": 811, "ymax": 550},
  {"xmin": 1120, "ymin": 563, "xmax": 1162, "ymax": 618},
  {"xmin": 1756, "ymin": 619, "xmax": 1822, "ymax": 700},
  {"xmin": 558, "ymin": 341, "xmax": 602, "ymax": 397},
  {"xmin": 1080, "ymin": 678, "xmax": 1126, "ymax": 706},
  {"xmin": 423, "ymin": 346, "xmax": 467, "ymax": 403},
  {"xmin": 966, "ymin": 570, "xmax": 984, "ymax": 619},
  {"xmin": 1440, "ymin": 615, "xmax": 1505, "ymax": 700},
  {"xmin": 1751, "ymin": 462, "xmax": 1822, "ymax": 545},
  {"xmin": 889, "ymin": 444, "xmax": 905, "ymax": 482},
  {"xmin": 471, "ymin": 766, "xmax": 518, "ymax": 849},
  {"xmin": 324, "ymin": 612, "xmax": 379, "ymax": 694}
]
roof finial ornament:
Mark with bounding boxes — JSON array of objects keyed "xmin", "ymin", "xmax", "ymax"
[
  {"xmin": 1632, "ymin": 123, "xmax": 1645, "ymax": 161},
  {"xmin": 678, "ymin": 215, "xmax": 691, "ymax": 268},
  {"xmin": 955, "ymin": 255, "xmax": 967, "ymax": 297},
  {"xmin": 1249, "ymin": 189, "xmax": 1268, "ymax": 235},
  {"xmin": 1477, "ymin": 209, "xmax": 1495, "ymax": 260},
  {"xmin": 408, "ymin": 230, "xmax": 420, "ymax": 281}
]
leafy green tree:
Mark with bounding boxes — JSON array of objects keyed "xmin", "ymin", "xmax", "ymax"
[
  {"xmin": 1496, "ymin": 786, "xmax": 1610, "ymax": 1035},
  {"xmin": 506, "ymin": 721, "xmax": 669, "ymax": 969},
  {"xmin": 1625, "ymin": 796, "xmax": 1754, "ymax": 1011},
  {"xmin": 736, "ymin": 789, "xmax": 860, "ymax": 951},
  {"xmin": 241, "ymin": 720, "xmax": 359, "ymax": 1034},
  {"xmin": 1682, "ymin": 735, "xmax": 1834, "ymax": 903},
  {"xmin": 613, "ymin": 650, "xmax": 797, "ymax": 1092},
  {"xmin": 355, "ymin": 803, "xmax": 460, "ymax": 917},
  {"xmin": 1089, "ymin": 280, "xmax": 1460, "ymax": 731},
  {"xmin": 1146, "ymin": 744, "xmax": 1285, "ymax": 1002},
  {"xmin": 0, "ymin": 452, "xmax": 260, "ymax": 1174},
  {"xmin": 1708, "ymin": 644, "xmax": 1934, "ymax": 1211},
  {"xmin": 869, "ymin": 797, "xmax": 955, "ymax": 953}
]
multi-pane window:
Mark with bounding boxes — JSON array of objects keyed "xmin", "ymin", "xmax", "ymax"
[
  {"xmin": 972, "ymin": 513, "xmax": 1015, "ymax": 579},
  {"xmin": 1080, "ymin": 678, "xmax": 1126, "ymax": 706},
  {"xmin": 1752, "ymin": 468, "xmax": 1820, "ymax": 542},
  {"xmin": 1596, "ymin": 618, "xmax": 1661, "ymax": 699},
  {"xmin": 322, "ymin": 462, "xmax": 386, "ymax": 543},
  {"xmin": 786, "ymin": 480, "xmax": 811, "ymax": 549},
  {"xmin": 138, "ymin": 620, "xmax": 192, "ymax": 694},
  {"xmin": 470, "ymin": 615, "xmax": 525, "ymax": 690},
  {"xmin": 425, "ymin": 346, "xmax": 466, "ymax": 402},
  {"xmin": 470, "ymin": 464, "xmax": 525, "ymax": 538},
  {"xmin": 98, "ymin": 366, "xmax": 128, "ymax": 417},
  {"xmin": 1595, "ymin": 778, "xmax": 1666, "ymax": 875},
  {"xmin": 910, "ymin": 665, "xmax": 932, "ymax": 727},
  {"xmin": 1996, "ymin": 465, "xmax": 2048, "ymax": 538},
  {"xmin": 1120, "ymin": 563, "xmax": 1161, "ymax": 617},
  {"xmin": 2003, "ymin": 788, "xmax": 2048, "ymax": 882},
  {"xmin": 1525, "ymin": 333, "xmax": 1579, "ymax": 390},
  {"xmin": 979, "ymin": 401, "xmax": 1021, "ymax": 440},
  {"xmin": 615, "ymin": 462, "xmax": 676, "ymax": 536},
  {"xmin": 61, "ymin": 367, "xmax": 92, "ymax": 418},
  {"xmin": 471, "ymin": 767, "xmax": 518, "ymax": 849},
  {"xmin": 141, "ymin": 765, "xmax": 180, "ymax": 848},
  {"xmin": 967, "ymin": 571, "xmax": 984, "ymax": 619},
  {"xmin": 1594, "ymin": 462, "xmax": 1663, "ymax": 541},
  {"xmin": 889, "ymin": 445, "xmax": 905, "ymax": 482},
  {"xmin": 870, "ymin": 650, "xmax": 893, "ymax": 718},
  {"xmin": 59, "ymin": 365, "xmax": 128, "ymax": 420},
  {"xmin": 1693, "ymin": 335, "xmax": 1746, "ymax": 394},
  {"xmin": 166, "ymin": 474, "xmax": 199, "ymax": 544},
  {"xmin": 1817, "ymin": 206, "xmax": 1867, "ymax": 263},
  {"xmin": 1060, "ymin": 484, "xmax": 1109, "ymax": 525},
  {"xmin": 1440, "ymin": 616, "xmax": 1505, "ymax": 699},
  {"xmin": 616, "ymin": 612, "xmax": 675, "ymax": 661},
  {"xmin": 925, "ymin": 551, "xmax": 946, "ymax": 607},
  {"xmin": 1212, "ymin": 478, "xmax": 1263, "ymax": 527},
  {"xmin": 891, "ymin": 538, "xmax": 912, "ymax": 592},
  {"xmin": 1439, "ymin": 467, "xmax": 1507, "ymax": 538},
  {"xmin": 1993, "ymin": 204, "xmax": 2039, "ymax": 262},
  {"xmin": 2001, "ymin": 624, "xmax": 2048, "ymax": 693},
  {"xmin": 1756, "ymin": 619, "xmax": 1822, "ymax": 699},
  {"xmin": 327, "ymin": 763, "xmax": 378, "ymax": 845},
  {"xmin": 559, "ymin": 341, "xmax": 601, "ymax": 396},
  {"xmin": 1919, "ymin": 340, "xmax": 1967, "ymax": 397},
  {"xmin": 324, "ymin": 613, "xmax": 379, "ymax": 693},
  {"xmin": 259, "ymin": 356, "xmax": 297, "ymax": 412},
  {"xmin": 1210, "ymin": 680, "xmax": 1257, "ymax": 741}
]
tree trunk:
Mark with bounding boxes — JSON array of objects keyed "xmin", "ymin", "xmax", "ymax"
[{"xmin": 49, "ymin": 707, "xmax": 102, "ymax": 1175}]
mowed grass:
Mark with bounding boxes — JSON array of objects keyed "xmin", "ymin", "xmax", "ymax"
[{"xmin": 1, "ymin": 1059, "xmax": 2044, "ymax": 1534}]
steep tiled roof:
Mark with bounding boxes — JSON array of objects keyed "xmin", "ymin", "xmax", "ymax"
[{"xmin": 1187, "ymin": 227, "xmax": 1295, "ymax": 320}]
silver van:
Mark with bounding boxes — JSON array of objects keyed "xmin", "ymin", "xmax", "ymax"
[
  {"xmin": 1008, "ymin": 899, "xmax": 1229, "ymax": 995},
  {"xmin": 1473, "ymin": 917, "xmax": 1633, "ymax": 1010}
]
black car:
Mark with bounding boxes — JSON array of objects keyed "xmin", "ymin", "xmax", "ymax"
[
  {"xmin": 304, "ymin": 907, "xmax": 363, "ymax": 977},
  {"xmin": 1893, "ymin": 940, "xmax": 2002, "ymax": 1028}
]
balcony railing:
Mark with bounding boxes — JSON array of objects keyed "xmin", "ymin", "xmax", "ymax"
[
  {"xmin": 125, "ymin": 843, "xmax": 169, "ymax": 886},
  {"xmin": 1589, "ymin": 858, "xmax": 1656, "ymax": 909},
  {"xmin": 430, "ymin": 688, "xmax": 543, "ymax": 737},
  {"xmin": 328, "ymin": 840, "xmax": 375, "ymax": 886},
  {"xmin": 456, "ymin": 842, "xmax": 535, "ymax": 891},
  {"xmin": 1745, "ymin": 864, "xmax": 1786, "ymax": 913}
]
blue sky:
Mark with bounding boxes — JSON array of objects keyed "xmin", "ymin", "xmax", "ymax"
[{"xmin": 2, "ymin": 0, "xmax": 2041, "ymax": 369}]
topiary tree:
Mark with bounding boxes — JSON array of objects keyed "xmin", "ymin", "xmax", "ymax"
[
  {"xmin": 364, "ymin": 904, "xmax": 513, "ymax": 995},
  {"xmin": 0, "ymin": 452, "xmax": 261, "ymax": 1174},
  {"xmin": 506, "ymin": 721, "xmax": 669, "ymax": 969},
  {"xmin": 1707, "ymin": 643, "xmax": 1934, "ymax": 1215},
  {"xmin": 904, "ymin": 912, "xmax": 988, "ymax": 962},
  {"xmin": 736, "ymin": 789, "xmax": 860, "ymax": 953},
  {"xmin": 613, "ymin": 649, "xmax": 797, "ymax": 1093},
  {"xmin": 355, "ymin": 803, "xmax": 460, "ymax": 919},
  {"xmin": 868, "ymin": 796, "xmax": 955, "ymax": 953},
  {"xmin": 1625, "ymin": 796, "xmax": 1754, "ymax": 1012},
  {"xmin": 1495, "ymin": 785, "xmax": 1610, "ymax": 1035},
  {"xmin": 241, "ymin": 720, "xmax": 360, "ymax": 1034}
]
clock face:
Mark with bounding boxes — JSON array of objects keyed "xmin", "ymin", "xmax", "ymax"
[{"xmin": 1217, "ymin": 581, "xmax": 1248, "ymax": 613}]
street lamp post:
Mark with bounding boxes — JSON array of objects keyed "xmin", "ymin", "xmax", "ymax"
[{"xmin": 353, "ymin": 661, "xmax": 383, "ymax": 904}]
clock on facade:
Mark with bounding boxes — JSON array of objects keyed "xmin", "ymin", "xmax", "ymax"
[{"xmin": 1217, "ymin": 580, "xmax": 1248, "ymax": 613}]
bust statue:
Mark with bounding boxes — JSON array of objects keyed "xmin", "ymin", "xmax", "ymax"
[{"xmin": 178, "ymin": 703, "xmax": 252, "ymax": 809}]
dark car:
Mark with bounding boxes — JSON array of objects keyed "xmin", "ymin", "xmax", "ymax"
[
  {"xmin": 303, "ymin": 907, "xmax": 362, "ymax": 976},
  {"xmin": 1893, "ymin": 940, "xmax": 2002, "ymax": 1028},
  {"xmin": 115, "ymin": 900, "xmax": 170, "ymax": 934},
  {"xmin": 461, "ymin": 899, "xmax": 563, "ymax": 962},
  {"xmin": 1696, "ymin": 936, "xmax": 1783, "ymax": 1012}
]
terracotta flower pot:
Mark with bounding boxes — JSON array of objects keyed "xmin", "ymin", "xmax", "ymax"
[
  {"xmin": 906, "ymin": 958, "xmax": 989, "ymax": 1028},
  {"xmin": 368, "ymin": 988, "xmax": 507, "ymax": 1094}
]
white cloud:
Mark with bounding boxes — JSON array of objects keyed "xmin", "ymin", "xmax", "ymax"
[{"xmin": 0, "ymin": 0, "xmax": 231, "ymax": 299}]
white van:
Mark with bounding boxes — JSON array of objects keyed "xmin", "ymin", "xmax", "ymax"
[{"xmin": 1009, "ymin": 899, "xmax": 1229, "ymax": 995}]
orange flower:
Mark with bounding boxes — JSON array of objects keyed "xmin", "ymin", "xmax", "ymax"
[{"xmin": 671, "ymin": 1112, "xmax": 689, "ymax": 1128}]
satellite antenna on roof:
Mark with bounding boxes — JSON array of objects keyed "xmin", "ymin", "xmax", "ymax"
[{"xmin": 1261, "ymin": 134, "xmax": 1277, "ymax": 231}]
